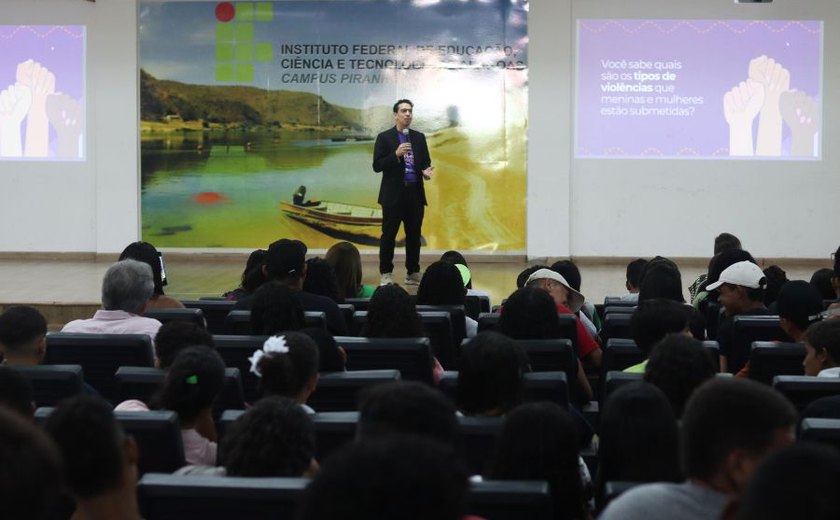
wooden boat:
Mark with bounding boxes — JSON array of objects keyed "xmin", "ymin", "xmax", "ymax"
[{"xmin": 280, "ymin": 199, "xmax": 384, "ymax": 245}]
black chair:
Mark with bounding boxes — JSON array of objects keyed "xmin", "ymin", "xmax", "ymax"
[
  {"xmin": 464, "ymin": 295, "xmax": 488, "ymax": 320},
  {"xmin": 35, "ymin": 407, "xmax": 185, "ymax": 475},
  {"xmin": 224, "ymin": 310, "xmax": 326, "ymax": 335},
  {"xmin": 603, "ymin": 306, "xmax": 635, "ymax": 315},
  {"xmin": 138, "ymin": 473, "xmax": 305, "ymax": 520},
  {"xmin": 799, "ymin": 418, "xmax": 840, "ymax": 451},
  {"xmin": 44, "ymin": 333, "xmax": 154, "ymax": 401},
  {"xmin": 352, "ymin": 310, "xmax": 459, "ymax": 370},
  {"xmin": 337, "ymin": 303, "xmax": 355, "ymax": 335},
  {"xmin": 600, "ymin": 313, "xmax": 632, "ymax": 342},
  {"xmin": 601, "ymin": 339, "xmax": 644, "ymax": 375},
  {"xmin": 181, "ymin": 300, "xmax": 235, "ymax": 334},
  {"xmin": 343, "ymin": 297, "xmax": 371, "ymax": 312},
  {"xmin": 438, "ymin": 371, "xmax": 569, "ymax": 409},
  {"xmin": 457, "ymin": 415, "xmax": 503, "ymax": 475},
  {"xmin": 477, "ymin": 312, "xmax": 500, "ymax": 333},
  {"xmin": 336, "ymin": 336, "xmax": 436, "ymax": 385},
  {"xmin": 219, "ymin": 410, "xmax": 359, "ymax": 463},
  {"xmin": 467, "ymin": 480, "xmax": 553, "ymax": 520},
  {"xmin": 727, "ymin": 315, "xmax": 787, "ymax": 374},
  {"xmin": 308, "ymin": 369, "xmax": 401, "ymax": 412},
  {"xmin": 143, "ymin": 308, "xmax": 206, "ymax": 329},
  {"xmin": 749, "ymin": 341, "xmax": 805, "ymax": 385},
  {"xmin": 773, "ymin": 375, "xmax": 840, "ymax": 412},
  {"xmin": 601, "ymin": 371, "xmax": 643, "ymax": 406},
  {"xmin": 513, "ymin": 339, "xmax": 577, "ymax": 383},
  {"xmin": 213, "ymin": 335, "xmax": 268, "ymax": 403},
  {"xmin": 603, "ymin": 297, "xmax": 638, "ymax": 307},
  {"xmin": 113, "ymin": 366, "xmax": 246, "ymax": 416},
  {"xmin": 12, "ymin": 364, "xmax": 84, "ymax": 406}
]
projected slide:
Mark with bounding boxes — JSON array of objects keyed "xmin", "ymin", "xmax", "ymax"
[
  {"xmin": 576, "ymin": 20, "xmax": 823, "ymax": 159},
  {"xmin": 0, "ymin": 26, "xmax": 85, "ymax": 161}
]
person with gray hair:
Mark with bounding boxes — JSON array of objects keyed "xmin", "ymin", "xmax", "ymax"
[{"xmin": 62, "ymin": 259, "xmax": 162, "ymax": 339}]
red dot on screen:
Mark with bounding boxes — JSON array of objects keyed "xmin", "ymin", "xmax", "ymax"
[{"xmin": 215, "ymin": 2, "xmax": 235, "ymax": 22}]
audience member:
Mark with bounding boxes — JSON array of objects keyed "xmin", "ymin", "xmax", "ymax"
[
  {"xmin": 361, "ymin": 284, "xmax": 424, "ymax": 338},
  {"xmin": 417, "ymin": 260, "xmax": 478, "ymax": 338},
  {"xmin": 0, "ymin": 365, "xmax": 34, "ymax": 417},
  {"xmin": 302, "ymin": 257, "xmax": 341, "ymax": 302},
  {"xmin": 524, "ymin": 268, "xmax": 602, "ymax": 368},
  {"xmin": 298, "ymin": 436, "xmax": 469, "ymax": 520},
  {"xmin": 441, "ymin": 249, "xmax": 491, "ymax": 300},
  {"xmin": 0, "ymin": 406, "xmax": 62, "ymax": 520},
  {"xmin": 762, "ymin": 265, "xmax": 788, "ymax": 308},
  {"xmin": 706, "ymin": 260, "xmax": 769, "ymax": 373},
  {"xmin": 488, "ymin": 401, "xmax": 588, "ymax": 520},
  {"xmin": 803, "ymin": 318, "xmax": 840, "ymax": 377},
  {"xmin": 44, "ymin": 396, "xmax": 142, "ymax": 520},
  {"xmin": 595, "ymin": 383, "xmax": 681, "ymax": 512},
  {"xmin": 118, "ymin": 241, "xmax": 184, "ymax": 309},
  {"xmin": 498, "ymin": 287, "xmax": 592, "ymax": 403},
  {"xmin": 149, "ymin": 346, "xmax": 226, "ymax": 466},
  {"xmin": 734, "ymin": 443, "xmax": 840, "ymax": 520},
  {"xmin": 776, "ymin": 280, "xmax": 824, "ymax": 342},
  {"xmin": 0, "ymin": 305, "xmax": 47, "ymax": 365},
  {"xmin": 551, "ymin": 259, "xmax": 601, "ymax": 331},
  {"xmin": 234, "ymin": 239, "xmax": 347, "ymax": 335},
  {"xmin": 249, "ymin": 281, "xmax": 306, "ymax": 335},
  {"xmin": 62, "ymin": 259, "xmax": 163, "ymax": 339},
  {"xmin": 693, "ymin": 248, "xmax": 756, "ymax": 307},
  {"xmin": 249, "ymin": 332, "xmax": 320, "ymax": 412},
  {"xmin": 224, "ymin": 248, "xmax": 267, "ymax": 301},
  {"xmin": 638, "ymin": 258, "xmax": 685, "ymax": 303},
  {"xmin": 810, "ymin": 267, "xmax": 837, "ymax": 301},
  {"xmin": 625, "ymin": 298, "xmax": 692, "ymax": 373},
  {"xmin": 357, "ymin": 380, "xmax": 457, "ymax": 444},
  {"xmin": 220, "ymin": 396, "xmax": 318, "ymax": 477},
  {"xmin": 153, "ymin": 319, "xmax": 214, "ymax": 369},
  {"xmin": 643, "ymin": 335, "xmax": 717, "ymax": 417},
  {"xmin": 301, "ymin": 327, "xmax": 346, "ymax": 372},
  {"xmin": 688, "ymin": 232, "xmax": 742, "ymax": 302},
  {"xmin": 326, "ymin": 241, "xmax": 374, "ymax": 299},
  {"xmin": 516, "ymin": 264, "xmax": 549, "ymax": 289},
  {"xmin": 619, "ymin": 258, "xmax": 648, "ymax": 302},
  {"xmin": 599, "ymin": 378, "xmax": 796, "ymax": 520},
  {"xmin": 456, "ymin": 331, "xmax": 527, "ymax": 416}
]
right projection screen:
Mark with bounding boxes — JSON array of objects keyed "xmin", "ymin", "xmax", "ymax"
[{"xmin": 575, "ymin": 20, "xmax": 823, "ymax": 159}]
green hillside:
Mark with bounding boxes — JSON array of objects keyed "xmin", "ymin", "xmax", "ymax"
[{"xmin": 140, "ymin": 69, "xmax": 365, "ymax": 130}]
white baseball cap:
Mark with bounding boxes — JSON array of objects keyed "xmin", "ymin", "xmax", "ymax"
[
  {"xmin": 705, "ymin": 261, "xmax": 766, "ymax": 291},
  {"xmin": 525, "ymin": 268, "xmax": 586, "ymax": 312}
]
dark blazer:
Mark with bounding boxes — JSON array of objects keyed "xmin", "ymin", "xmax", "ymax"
[{"xmin": 372, "ymin": 126, "xmax": 431, "ymax": 207}]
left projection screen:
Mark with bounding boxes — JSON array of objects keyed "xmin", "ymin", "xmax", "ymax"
[{"xmin": 0, "ymin": 25, "xmax": 86, "ymax": 161}]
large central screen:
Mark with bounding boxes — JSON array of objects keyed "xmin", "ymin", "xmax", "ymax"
[{"xmin": 575, "ymin": 20, "xmax": 823, "ymax": 159}]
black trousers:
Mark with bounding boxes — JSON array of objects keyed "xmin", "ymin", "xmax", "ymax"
[{"xmin": 379, "ymin": 184, "xmax": 424, "ymax": 274}]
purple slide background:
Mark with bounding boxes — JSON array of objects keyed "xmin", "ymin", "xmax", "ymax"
[
  {"xmin": 0, "ymin": 26, "xmax": 85, "ymax": 159},
  {"xmin": 576, "ymin": 20, "xmax": 822, "ymax": 158}
]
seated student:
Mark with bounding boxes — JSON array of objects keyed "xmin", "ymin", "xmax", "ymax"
[
  {"xmin": 153, "ymin": 319, "xmax": 214, "ymax": 369},
  {"xmin": 302, "ymin": 257, "xmax": 341, "ymax": 302},
  {"xmin": 599, "ymin": 378, "xmax": 796, "ymax": 520},
  {"xmin": 416, "ymin": 260, "xmax": 478, "ymax": 338},
  {"xmin": 440, "ymin": 249, "xmax": 491, "ymax": 301},
  {"xmin": 117, "ymin": 346, "xmax": 226, "ymax": 466},
  {"xmin": 618, "ymin": 258, "xmax": 648, "ymax": 302},
  {"xmin": 487, "ymin": 402, "xmax": 588, "ymax": 520},
  {"xmin": 524, "ymin": 268, "xmax": 602, "ymax": 368},
  {"xmin": 0, "ymin": 407, "xmax": 62, "ymax": 520},
  {"xmin": 44, "ymin": 396, "xmax": 142, "ymax": 520},
  {"xmin": 693, "ymin": 248, "xmax": 756, "ymax": 309},
  {"xmin": 456, "ymin": 331, "xmax": 527, "ymax": 417},
  {"xmin": 705, "ymin": 260, "xmax": 770, "ymax": 373},
  {"xmin": 0, "ymin": 365, "xmax": 35, "ymax": 418},
  {"xmin": 732, "ymin": 443, "xmax": 840, "ymax": 520},
  {"xmin": 810, "ymin": 267, "xmax": 837, "ymax": 301},
  {"xmin": 498, "ymin": 287, "xmax": 592, "ymax": 403},
  {"xmin": 762, "ymin": 265, "xmax": 788, "ymax": 308},
  {"xmin": 249, "ymin": 281, "xmax": 307, "ymax": 335},
  {"xmin": 301, "ymin": 327, "xmax": 346, "ymax": 372},
  {"xmin": 249, "ymin": 332, "xmax": 320, "ymax": 413},
  {"xmin": 625, "ymin": 299, "xmax": 693, "ymax": 373},
  {"xmin": 551, "ymin": 259, "xmax": 601, "ymax": 331},
  {"xmin": 803, "ymin": 319, "xmax": 840, "ymax": 377},
  {"xmin": 214, "ymin": 397, "xmax": 318, "ymax": 477},
  {"xmin": 62, "ymin": 259, "xmax": 163, "ymax": 340},
  {"xmin": 595, "ymin": 383, "xmax": 682, "ymax": 512},
  {"xmin": 326, "ymin": 241, "xmax": 375, "ymax": 300},
  {"xmin": 638, "ymin": 257, "xmax": 686, "ymax": 304},
  {"xmin": 643, "ymin": 335, "xmax": 717, "ymax": 418},
  {"xmin": 688, "ymin": 232, "xmax": 742, "ymax": 304},
  {"xmin": 357, "ymin": 381, "xmax": 458, "ymax": 444},
  {"xmin": 118, "ymin": 241, "xmax": 184, "ymax": 309},
  {"xmin": 516, "ymin": 264, "xmax": 549, "ymax": 290},
  {"xmin": 298, "ymin": 436, "xmax": 469, "ymax": 520},
  {"xmin": 0, "ymin": 305, "xmax": 46, "ymax": 366},
  {"xmin": 224, "ymin": 248, "xmax": 267, "ymax": 301}
]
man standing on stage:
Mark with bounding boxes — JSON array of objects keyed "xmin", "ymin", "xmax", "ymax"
[{"xmin": 372, "ymin": 99, "xmax": 434, "ymax": 286}]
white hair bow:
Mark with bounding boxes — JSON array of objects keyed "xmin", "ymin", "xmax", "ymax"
[{"xmin": 248, "ymin": 335, "xmax": 289, "ymax": 377}]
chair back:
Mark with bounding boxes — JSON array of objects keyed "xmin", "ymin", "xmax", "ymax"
[
  {"xmin": 13, "ymin": 364, "xmax": 84, "ymax": 406},
  {"xmin": 749, "ymin": 341, "xmax": 805, "ymax": 384},
  {"xmin": 336, "ymin": 336, "xmax": 435, "ymax": 385},
  {"xmin": 182, "ymin": 300, "xmax": 235, "ymax": 334}
]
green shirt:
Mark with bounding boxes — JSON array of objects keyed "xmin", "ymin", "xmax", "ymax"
[{"xmin": 623, "ymin": 360, "xmax": 648, "ymax": 373}]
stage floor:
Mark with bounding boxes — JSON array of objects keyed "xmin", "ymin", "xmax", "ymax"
[{"xmin": 0, "ymin": 255, "xmax": 828, "ymax": 328}]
